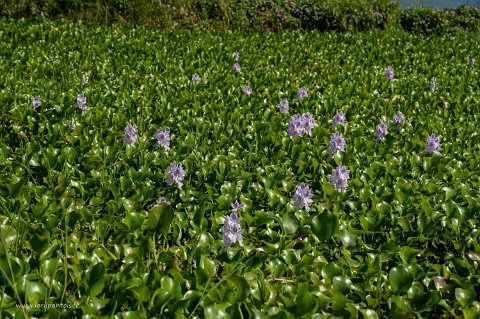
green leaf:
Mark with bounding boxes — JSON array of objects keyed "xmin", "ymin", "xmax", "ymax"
[
  {"xmin": 311, "ymin": 210, "xmax": 337, "ymax": 240},
  {"xmin": 125, "ymin": 212, "xmax": 144, "ymax": 231},
  {"xmin": 282, "ymin": 213, "xmax": 298, "ymax": 235},
  {"xmin": 389, "ymin": 265, "xmax": 414, "ymax": 293},
  {"xmin": 455, "ymin": 288, "xmax": 476, "ymax": 307}
]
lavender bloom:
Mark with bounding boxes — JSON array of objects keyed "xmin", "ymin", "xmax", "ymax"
[
  {"xmin": 242, "ymin": 85, "xmax": 252, "ymax": 95},
  {"xmin": 155, "ymin": 128, "xmax": 170, "ymax": 151},
  {"xmin": 233, "ymin": 63, "xmax": 241, "ymax": 72},
  {"xmin": 77, "ymin": 93, "xmax": 87, "ymax": 113},
  {"xmin": 297, "ymin": 87, "xmax": 308, "ymax": 99},
  {"xmin": 302, "ymin": 112, "xmax": 316, "ymax": 136},
  {"xmin": 124, "ymin": 123, "xmax": 138, "ymax": 144},
  {"xmin": 332, "ymin": 112, "xmax": 346, "ymax": 127},
  {"xmin": 66, "ymin": 119, "xmax": 77, "ymax": 130},
  {"xmin": 375, "ymin": 122, "xmax": 388, "ymax": 141},
  {"xmin": 430, "ymin": 77, "xmax": 437, "ymax": 93},
  {"xmin": 192, "ymin": 73, "xmax": 201, "ymax": 83},
  {"xmin": 222, "ymin": 212, "xmax": 243, "ymax": 247},
  {"xmin": 166, "ymin": 161, "xmax": 186, "ymax": 189},
  {"xmin": 425, "ymin": 134, "xmax": 441, "ymax": 155},
  {"xmin": 330, "ymin": 164, "xmax": 350, "ymax": 191},
  {"xmin": 148, "ymin": 197, "xmax": 171, "ymax": 209},
  {"xmin": 293, "ymin": 183, "xmax": 313, "ymax": 212},
  {"xmin": 278, "ymin": 99, "xmax": 289, "ymax": 113},
  {"xmin": 32, "ymin": 96, "xmax": 41, "ymax": 109},
  {"xmin": 392, "ymin": 112, "xmax": 405, "ymax": 125},
  {"xmin": 328, "ymin": 132, "xmax": 346, "ymax": 156},
  {"xmin": 81, "ymin": 76, "xmax": 88, "ymax": 86},
  {"xmin": 231, "ymin": 200, "xmax": 245, "ymax": 213},
  {"xmin": 233, "ymin": 51, "xmax": 240, "ymax": 61},
  {"xmin": 385, "ymin": 66, "xmax": 394, "ymax": 81}
]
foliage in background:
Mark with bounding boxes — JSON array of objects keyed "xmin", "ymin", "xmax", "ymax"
[{"xmin": 1, "ymin": 0, "xmax": 480, "ymax": 33}]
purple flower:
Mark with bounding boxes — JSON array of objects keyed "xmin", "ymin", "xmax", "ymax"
[
  {"xmin": 297, "ymin": 87, "xmax": 308, "ymax": 99},
  {"xmin": 328, "ymin": 132, "xmax": 346, "ymax": 156},
  {"xmin": 155, "ymin": 128, "xmax": 170, "ymax": 151},
  {"xmin": 385, "ymin": 66, "xmax": 394, "ymax": 81},
  {"xmin": 375, "ymin": 122, "xmax": 388, "ymax": 141},
  {"xmin": 32, "ymin": 96, "xmax": 41, "ymax": 109},
  {"xmin": 233, "ymin": 63, "xmax": 241, "ymax": 72},
  {"xmin": 425, "ymin": 134, "xmax": 441, "ymax": 155},
  {"xmin": 67, "ymin": 119, "xmax": 77, "ymax": 130},
  {"xmin": 192, "ymin": 73, "xmax": 201, "ymax": 83},
  {"xmin": 233, "ymin": 51, "xmax": 240, "ymax": 61},
  {"xmin": 287, "ymin": 113, "xmax": 316, "ymax": 138},
  {"xmin": 332, "ymin": 112, "xmax": 346, "ymax": 127},
  {"xmin": 430, "ymin": 77, "xmax": 437, "ymax": 93},
  {"xmin": 242, "ymin": 85, "xmax": 252, "ymax": 95},
  {"xmin": 231, "ymin": 200, "xmax": 245, "ymax": 213},
  {"xmin": 148, "ymin": 197, "xmax": 171, "ymax": 209},
  {"xmin": 293, "ymin": 183, "xmax": 313, "ymax": 212},
  {"xmin": 278, "ymin": 99, "xmax": 289, "ymax": 113},
  {"xmin": 124, "ymin": 123, "xmax": 138, "ymax": 144},
  {"xmin": 330, "ymin": 164, "xmax": 350, "ymax": 191},
  {"xmin": 392, "ymin": 112, "xmax": 405, "ymax": 125},
  {"xmin": 81, "ymin": 76, "xmax": 88, "ymax": 86},
  {"xmin": 222, "ymin": 212, "xmax": 243, "ymax": 247},
  {"xmin": 166, "ymin": 161, "xmax": 186, "ymax": 189},
  {"xmin": 77, "ymin": 93, "xmax": 87, "ymax": 113}
]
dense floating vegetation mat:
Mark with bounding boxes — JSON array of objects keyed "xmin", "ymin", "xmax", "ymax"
[{"xmin": 0, "ymin": 19, "xmax": 480, "ymax": 318}]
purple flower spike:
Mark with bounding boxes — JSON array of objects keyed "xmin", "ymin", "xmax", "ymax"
[
  {"xmin": 242, "ymin": 85, "xmax": 252, "ymax": 95},
  {"xmin": 332, "ymin": 112, "xmax": 346, "ymax": 127},
  {"xmin": 302, "ymin": 113, "xmax": 316, "ymax": 136},
  {"xmin": 330, "ymin": 164, "xmax": 350, "ymax": 191},
  {"xmin": 293, "ymin": 183, "xmax": 313, "ymax": 212},
  {"xmin": 155, "ymin": 128, "xmax": 170, "ymax": 151},
  {"xmin": 77, "ymin": 93, "xmax": 87, "ymax": 113},
  {"xmin": 385, "ymin": 66, "xmax": 394, "ymax": 81},
  {"xmin": 297, "ymin": 87, "xmax": 308, "ymax": 99},
  {"xmin": 287, "ymin": 113, "xmax": 316, "ymax": 138},
  {"xmin": 222, "ymin": 212, "xmax": 243, "ymax": 247},
  {"xmin": 233, "ymin": 51, "xmax": 240, "ymax": 61},
  {"xmin": 375, "ymin": 122, "xmax": 388, "ymax": 141},
  {"xmin": 430, "ymin": 77, "xmax": 437, "ymax": 93},
  {"xmin": 67, "ymin": 119, "xmax": 77, "ymax": 130},
  {"xmin": 32, "ymin": 96, "xmax": 41, "ymax": 109},
  {"xmin": 328, "ymin": 132, "xmax": 346, "ymax": 156},
  {"xmin": 233, "ymin": 63, "xmax": 241, "ymax": 72},
  {"xmin": 425, "ymin": 134, "xmax": 441, "ymax": 155},
  {"xmin": 278, "ymin": 99, "xmax": 289, "ymax": 113},
  {"xmin": 124, "ymin": 123, "xmax": 138, "ymax": 144},
  {"xmin": 231, "ymin": 200, "xmax": 245, "ymax": 213},
  {"xmin": 392, "ymin": 112, "xmax": 405, "ymax": 125},
  {"xmin": 166, "ymin": 161, "xmax": 186, "ymax": 189},
  {"xmin": 192, "ymin": 73, "xmax": 201, "ymax": 83}
]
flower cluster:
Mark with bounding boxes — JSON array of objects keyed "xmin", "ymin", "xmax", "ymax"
[
  {"xmin": 67, "ymin": 119, "xmax": 77, "ymax": 130},
  {"xmin": 293, "ymin": 183, "xmax": 313, "ymax": 212},
  {"xmin": 375, "ymin": 122, "xmax": 388, "ymax": 141},
  {"xmin": 287, "ymin": 113, "xmax": 316, "ymax": 138},
  {"xmin": 430, "ymin": 76, "xmax": 437, "ymax": 93},
  {"xmin": 77, "ymin": 93, "xmax": 87, "ymax": 113},
  {"xmin": 330, "ymin": 164, "xmax": 350, "ymax": 191},
  {"xmin": 124, "ymin": 123, "xmax": 138, "ymax": 144},
  {"xmin": 332, "ymin": 112, "xmax": 346, "ymax": 127},
  {"xmin": 81, "ymin": 76, "xmax": 88, "ymax": 86},
  {"xmin": 465, "ymin": 55, "xmax": 475, "ymax": 66},
  {"xmin": 233, "ymin": 63, "xmax": 241, "ymax": 72},
  {"xmin": 297, "ymin": 87, "xmax": 308, "ymax": 99},
  {"xmin": 155, "ymin": 128, "xmax": 170, "ymax": 151},
  {"xmin": 166, "ymin": 161, "xmax": 186, "ymax": 189},
  {"xmin": 278, "ymin": 99, "xmax": 289, "ymax": 113},
  {"xmin": 392, "ymin": 112, "xmax": 405, "ymax": 125},
  {"xmin": 328, "ymin": 132, "xmax": 346, "ymax": 157},
  {"xmin": 231, "ymin": 200, "xmax": 245, "ymax": 213},
  {"xmin": 385, "ymin": 66, "xmax": 394, "ymax": 81},
  {"xmin": 32, "ymin": 96, "xmax": 41, "ymax": 109},
  {"xmin": 222, "ymin": 212, "xmax": 243, "ymax": 247},
  {"xmin": 242, "ymin": 85, "xmax": 252, "ymax": 95},
  {"xmin": 192, "ymin": 73, "xmax": 201, "ymax": 83},
  {"xmin": 233, "ymin": 51, "xmax": 240, "ymax": 61},
  {"xmin": 425, "ymin": 134, "xmax": 441, "ymax": 155},
  {"xmin": 147, "ymin": 197, "xmax": 171, "ymax": 209}
]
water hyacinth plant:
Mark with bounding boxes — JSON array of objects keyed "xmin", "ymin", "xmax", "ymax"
[
  {"xmin": 430, "ymin": 76, "xmax": 437, "ymax": 93},
  {"xmin": 278, "ymin": 99, "xmax": 289, "ymax": 113},
  {"xmin": 66, "ymin": 119, "xmax": 77, "ymax": 130},
  {"xmin": 328, "ymin": 132, "xmax": 346, "ymax": 156},
  {"xmin": 425, "ymin": 134, "xmax": 441, "ymax": 155},
  {"xmin": 155, "ymin": 128, "xmax": 170, "ymax": 151},
  {"xmin": 293, "ymin": 183, "xmax": 313, "ymax": 212},
  {"xmin": 32, "ymin": 96, "xmax": 41, "ymax": 109},
  {"xmin": 166, "ymin": 161, "xmax": 186, "ymax": 189},
  {"xmin": 297, "ymin": 87, "xmax": 308, "ymax": 99},
  {"xmin": 233, "ymin": 51, "xmax": 240, "ymax": 61},
  {"xmin": 233, "ymin": 63, "xmax": 241, "ymax": 72},
  {"xmin": 222, "ymin": 212, "xmax": 243, "ymax": 247},
  {"xmin": 385, "ymin": 66, "xmax": 394, "ymax": 80},
  {"xmin": 375, "ymin": 122, "xmax": 388, "ymax": 141},
  {"xmin": 191, "ymin": 73, "xmax": 201, "ymax": 83},
  {"xmin": 330, "ymin": 164, "xmax": 350, "ymax": 191},
  {"xmin": 287, "ymin": 113, "xmax": 316, "ymax": 138},
  {"xmin": 124, "ymin": 123, "xmax": 138, "ymax": 144},
  {"xmin": 332, "ymin": 112, "xmax": 346, "ymax": 127},
  {"xmin": 231, "ymin": 200, "xmax": 245, "ymax": 213},
  {"xmin": 77, "ymin": 92, "xmax": 87, "ymax": 113},
  {"xmin": 242, "ymin": 85, "xmax": 252, "ymax": 95},
  {"xmin": 392, "ymin": 112, "xmax": 405, "ymax": 125}
]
